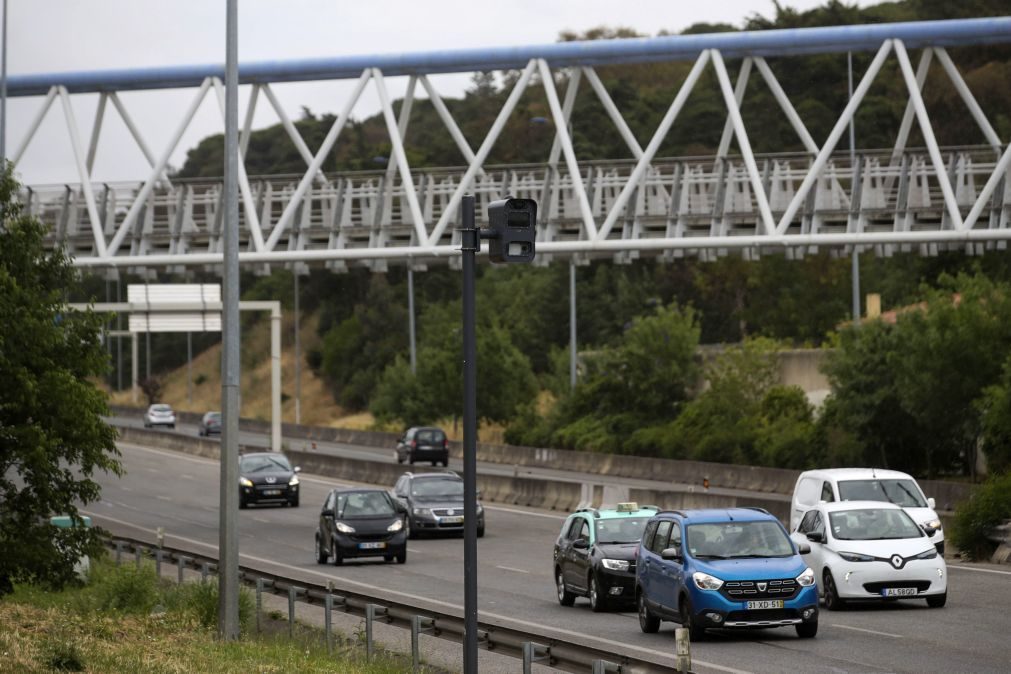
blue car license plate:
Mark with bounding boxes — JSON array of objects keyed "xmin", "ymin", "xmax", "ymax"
[{"xmin": 358, "ymin": 541, "xmax": 386, "ymax": 550}]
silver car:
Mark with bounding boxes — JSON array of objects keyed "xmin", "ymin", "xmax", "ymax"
[{"xmin": 144, "ymin": 403, "xmax": 176, "ymax": 429}]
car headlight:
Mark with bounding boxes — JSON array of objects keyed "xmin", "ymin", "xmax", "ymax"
[
  {"xmin": 387, "ymin": 519, "xmax": 404, "ymax": 532},
  {"xmin": 335, "ymin": 522, "xmax": 355, "ymax": 534},
  {"xmin": 288, "ymin": 475, "xmax": 300, "ymax": 486},
  {"xmin": 692, "ymin": 572, "xmax": 723, "ymax": 591},
  {"xmin": 239, "ymin": 477, "xmax": 253, "ymax": 487},
  {"xmin": 838, "ymin": 551, "xmax": 875, "ymax": 562},
  {"xmin": 914, "ymin": 548, "xmax": 938, "ymax": 560},
  {"xmin": 476, "ymin": 504, "xmax": 484, "ymax": 515},
  {"xmin": 600, "ymin": 559, "xmax": 630, "ymax": 572},
  {"xmin": 413, "ymin": 508, "xmax": 431, "ymax": 517},
  {"xmin": 923, "ymin": 519, "xmax": 942, "ymax": 531},
  {"xmin": 796, "ymin": 567, "xmax": 816, "ymax": 587}
]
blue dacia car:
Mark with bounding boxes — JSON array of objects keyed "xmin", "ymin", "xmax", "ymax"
[{"xmin": 635, "ymin": 508, "xmax": 819, "ymax": 640}]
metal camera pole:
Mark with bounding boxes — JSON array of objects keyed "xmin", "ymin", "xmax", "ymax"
[{"xmin": 460, "ymin": 194, "xmax": 479, "ymax": 673}]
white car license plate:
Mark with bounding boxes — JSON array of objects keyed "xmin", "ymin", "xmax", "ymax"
[
  {"xmin": 263, "ymin": 489, "xmax": 281, "ymax": 496},
  {"xmin": 358, "ymin": 541, "xmax": 386, "ymax": 550},
  {"xmin": 746, "ymin": 600, "xmax": 784, "ymax": 610},
  {"xmin": 882, "ymin": 587, "xmax": 917, "ymax": 597},
  {"xmin": 442, "ymin": 516, "xmax": 464, "ymax": 524}
]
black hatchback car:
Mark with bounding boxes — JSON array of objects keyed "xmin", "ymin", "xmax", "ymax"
[
  {"xmin": 395, "ymin": 427, "xmax": 449, "ymax": 466},
  {"xmin": 238, "ymin": 452, "xmax": 301, "ymax": 508},
  {"xmin": 393, "ymin": 471, "xmax": 485, "ymax": 538},
  {"xmin": 315, "ymin": 488, "xmax": 408, "ymax": 565}
]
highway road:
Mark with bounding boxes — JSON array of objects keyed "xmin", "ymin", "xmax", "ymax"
[{"xmin": 86, "ymin": 438, "xmax": 1011, "ymax": 674}]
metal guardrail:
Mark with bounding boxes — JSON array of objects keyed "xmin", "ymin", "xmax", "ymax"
[{"xmin": 106, "ymin": 535, "xmax": 689, "ymax": 673}]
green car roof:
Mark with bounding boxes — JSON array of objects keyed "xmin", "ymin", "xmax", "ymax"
[{"xmin": 50, "ymin": 515, "xmax": 92, "ymax": 528}]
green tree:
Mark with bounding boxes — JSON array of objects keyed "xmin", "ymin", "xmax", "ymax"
[
  {"xmin": 0, "ymin": 166, "xmax": 122, "ymax": 595},
  {"xmin": 977, "ymin": 354, "xmax": 1011, "ymax": 475}
]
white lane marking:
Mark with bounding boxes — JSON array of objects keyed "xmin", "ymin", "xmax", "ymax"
[
  {"xmin": 83, "ymin": 510, "xmax": 752, "ymax": 674},
  {"xmin": 181, "ymin": 474, "xmax": 194, "ymax": 479},
  {"xmin": 948, "ymin": 564, "xmax": 1011, "ymax": 576},
  {"xmin": 495, "ymin": 565, "xmax": 530, "ymax": 574},
  {"xmin": 830, "ymin": 624, "xmax": 903, "ymax": 639},
  {"xmin": 253, "ymin": 517, "xmax": 271, "ymax": 524},
  {"xmin": 484, "ymin": 505, "xmax": 565, "ymax": 520},
  {"xmin": 156, "ymin": 495, "xmax": 172, "ymax": 501},
  {"xmin": 121, "ymin": 486, "xmax": 133, "ymax": 492}
]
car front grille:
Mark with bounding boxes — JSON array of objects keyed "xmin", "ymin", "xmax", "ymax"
[
  {"xmin": 351, "ymin": 533, "xmax": 391, "ymax": 542},
  {"xmin": 862, "ymin": 580, "xmax": 931, "ymax": 594},
  {"xmin": 720, "ymin": 578, "xmax": 798, "ymax": 601},
  {"xmin": 432, "ymin": 509, "xmax": 464, "ymax": 517}
]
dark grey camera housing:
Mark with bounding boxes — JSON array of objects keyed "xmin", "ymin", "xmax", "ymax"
[{"xmin": 486, "ymin": 197, "xmax": 536, "ymax": 264}]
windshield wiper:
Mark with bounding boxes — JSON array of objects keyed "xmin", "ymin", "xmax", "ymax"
[{"xmin": 694, "ymin": 554, "xmax": 729, "ymax": 560}]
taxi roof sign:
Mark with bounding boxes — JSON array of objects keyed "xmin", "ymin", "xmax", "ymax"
[{"xmin": 615, "ymin": 502, "xmax": 639, "ymax": 513}]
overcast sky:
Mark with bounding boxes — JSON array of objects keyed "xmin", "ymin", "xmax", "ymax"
[{"xmin": 6, "ymin": 0, "xmax": 880, "ymax": 184}]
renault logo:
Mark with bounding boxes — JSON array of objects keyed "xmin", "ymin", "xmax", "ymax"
[
  {"xmin": 757, "ymin": 582, "xmax": 767, "ymax": 591},
  {"xmin": 890, "ymin": 554, "xmax": 903, "ymax": 569}
]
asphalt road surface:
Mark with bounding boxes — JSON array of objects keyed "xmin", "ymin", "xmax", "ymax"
[{"xmin": 85, "ymin": 440, "xmax": 1011, "ymax": 674}]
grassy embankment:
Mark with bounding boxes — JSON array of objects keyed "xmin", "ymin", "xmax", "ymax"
[
  {"xmin": 0, "ymin": 556, "xmax": 435, "ymax": 673},
  {"xmin": 105, "ymin": 311, "xmax": 508, "ymax": 443}
]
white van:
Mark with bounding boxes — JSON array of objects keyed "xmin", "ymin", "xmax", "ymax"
[{"xmin": 790, "ymin": 468, "xmax": 944, "ymax": 554}]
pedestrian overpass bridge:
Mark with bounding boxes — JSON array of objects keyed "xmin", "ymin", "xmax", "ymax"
[{"xmin": 8, "ymin": 17, "xmax": 1011, "ymax": 272}]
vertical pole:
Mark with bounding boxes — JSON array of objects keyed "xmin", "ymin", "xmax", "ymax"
[
  {"xmin": 408, "ymin": 266, "xmax": 417, "ymax": 375},
  {"xmin": 218, "ymin": 0, "xmax": 241, "ymax": 642},
  {"xmin": 365, "ymin": 604, "xmax": 376, "ymax": 659},
  {"xmin": 460, "ymin": 195, "xmax": 478, "ymax": 674},
  {"xmin": 294, "ymin": 271, "xmax": 301, "ymax": 424},
  {"xmin": 324, "ymin": 593, "xmax": 333, "ymax": 653},
  {"xmin": 145, "ymin": 332, "xmax": 151, "ymax": 380},
  {"xmin": 848, "ymin": 52, "xmax": 861, "ymax": 326},
  {"xmin": 255, "ymin": 578, "xmax": 263, "ymax": 634},
  {"xmin": 288, "ymin": 586, "xmax": 296, "ymax": 639},
  {"xmin": 131, "ymin": 332, "xmax": 138, "ymax": 403},
  {"xmin": 187, "ymin": 332, "xmax": 193, "ymax": 406},
  {"xmin": 116, "ymin": 275, "xmax": 123, "ymax": 391},
  {"xmin": 569, "ymin": 261, "xmax": 577, "ymax": 389},
  {"xmin": 271, "ymin": 305, "xmax": 281, "ymax": 452},
  {"xmin": 0, "ymin": 0, "xmax": 6, "ymax": 166},
  {"xmin": 106, "ymin": 278, "xmax": 113, "ymax": 387}
]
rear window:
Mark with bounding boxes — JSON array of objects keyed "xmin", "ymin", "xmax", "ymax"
[
  {"xmin": 837, "ymin": 479, "xmax": 927, "ymax": 507},
  {"xmin": 151, "ymin": 404, "xmax": 172, "ymax": 412},
  {"xmin": 415, "ymin": 429, "xmax": 446, "ymax": 443}
]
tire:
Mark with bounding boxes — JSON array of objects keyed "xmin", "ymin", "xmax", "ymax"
[
  {"xmin": 431, "ymin": 460, "xmax": 438, "ymax": 467},
  {"xmin": 290, "ymin": 496, "xmax": 300, "ymax": 508},
  {"xmin": 795, "ymin": 621, "xmax": 818, "ymax": 638},
  {"xmin": 406, "ymin": 516, "xmax": 417, "ymax": 540},
  {"xmin": 442, "ymin": 459, "xmax": 449, "ymax": 467},
  {"xmin": 395, "ymin": 549, "xmax": 407, "ymax": 564},
  {"xmin": 384, "ymin": 554, "xmax": 394, "ymax": 563},
  {"xmin": 395, "ymin": 449, "xmax": 404, "ymax": 464},
  {"xmin": 477, "ymin": 524, "xmax": 485, "ymax": 538},
  {"xmin": 331, "ymin": 540, "xmax": 343, "ymax": 566},
  {"xmin": 926, "ymin": 592, "xmax": 947, "ymax": 608},
  {"xmin": 169, "ymin": 424, "xmax": 175, "ymax": 429},
  {"xmin": 239, "ymin": 496, "xmax": 248, "ymax": 510},
  {"xmin": 823, "ymin": 570, "xmax": 846, "ymax": 611},
  {"xmin": 679, "ymin": 594, "xmax": 706, "ymax": 641},
  {"xmin": 556, "ymin": 567, "xmax": 576, "ymax": 607},
  {"xmin": 315, "ymin": 534, "xmax": 328, "ymax": 564},
  {"xmin": 589, "ymin": 575, "xmax": 608, "ymax": 613},
  {"xmin": 409, "ymin": 455, "xmax": 415, "ymax": 465},
  {"xmin": 637, "ymin": 590, "xmax": 660, "ymax": 633}
]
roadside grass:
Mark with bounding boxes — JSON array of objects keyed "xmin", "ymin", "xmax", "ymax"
[{"xmin": 0, "ymin": 556, "xmax": 438, "ymax": 673}]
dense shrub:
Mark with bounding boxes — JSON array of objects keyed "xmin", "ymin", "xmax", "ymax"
[
  {"xmin": 90, "ymin": 563, "xmax": 159, "ymax": 613},
  {"xmin": 950, "ymin": 472, "xmax": 1011, "ymax": 560},
  {"xmin": 167, "ymin": 579, "xmax": 255, "ymax": 632}
]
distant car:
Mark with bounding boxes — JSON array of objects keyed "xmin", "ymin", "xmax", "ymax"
[
  {"xmin": 238, "ymin": 452, "xmax": 301, "ymax": 508},
  {"xmin": 198, "ymin": 411, "xmax": 221, "ymax": 437},
  {"xmin": 315, "ymin": 488, "xmax": 408, "ymax": 565},
  {"xmin": 144, "ymin": 403, "xmax": 176, "ymax": 429},
  {"xmin": 636, "ymin": 508, "xmax": 819, "ymax": 640},
  {"xmin": 395, "ymin": 427, "xmax": 449, "ymax": 466},
  {"xmin": 553, "ymin": 502, "xmax": 658, "ymax": 611},
  {"xmin": 790, "ymin": 501, "xmax": 947, "ymax": 610},
  {"xmin": 790, "ymin": 468, "xmax": 944, "ymax": 554},
  {"xmin": 392, "ymin": 471, "xmax": 484, "ymax": 538}
]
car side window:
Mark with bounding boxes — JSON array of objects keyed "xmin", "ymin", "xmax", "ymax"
[
  {"xmin": 669, "ymin": 523, "xmax": 682, "ymax": 552},
  {"xmin": 323, "ymin": 491, "xmax": 335, "ymax": 513},
  {"xmin": 576, "ymin": 519, "xmax": 590, "ymax": 544},
  {"xmin": 642, "ymin": 520, "xmax": 659, "ymax": 549},
  {"xmin": 565, "ymin": 517, "xmax": 582, "ymax": 541},
  {"xmin": 812, "ymin": 512, "xmax": 825, "ymax": 536},
  {"xmin": 798, "ymin": 510, "xmax": 817, "ymax": 534},
  {"xmin": 821, "ymin": 482, "xmax": 835, "ymax": 503},
  {"xmin": 650, "ymin": 521, "xmax": 672, "ymax": 555}
]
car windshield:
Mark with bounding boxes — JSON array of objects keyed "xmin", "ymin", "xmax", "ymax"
[
  {"xmin": 205, "ymin": 412, "xmax": 221, "ymax": 422},
  {"xmin": 837, "ymin": 479, "xmax": 927, "ymax": 507},
  {"xmin": 415, "ymin": 429, "xmax": 446, "ymax": 444},
  {"xmin": 594, "ymin": 517, "xmax": 649, "ymax": 544},
  {"xmin": 686, "ymin": 521, "xmax": 795, "ymax": 559},
  {"xmin": 411, "ymin": 479, "xmax": 463, "ymax": 499},
  {"xmin": 829, "ymin": 508, "xmax": 925, "ymax": 540},
  {"xmin": 151, "ymin": 405, "xmax": 172, "ymax": 412},
  {"xmin": 338, "ymin": 491, "xmax": 396, "ymax": 518},
  {"xmin": 240, "ymin": 455, "xmax": 292, "ymax": 473}
]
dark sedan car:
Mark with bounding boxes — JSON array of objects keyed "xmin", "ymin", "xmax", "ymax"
[
  {"xmin": 239, "ymin": 452, "xmax": 301, "ymax": 508},
  {"xmin": 393, "ymin": 471, "xmax": 484, "ymax": 538},
  {"xmin": 315, "ymin": 488, "xmax": 408, "ymax": 565},
  {"xmin": 198, "ymin": 411, "xmax": 221, "ymax": 437},
  {"xmin": 395, "ymin": 426, "xmax": 449, "ymax": 466}
]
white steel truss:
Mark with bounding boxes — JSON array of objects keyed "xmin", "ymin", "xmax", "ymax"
[{"xmin": 11, "ymin": 38, "xmax": 1011, "ymax": 271}]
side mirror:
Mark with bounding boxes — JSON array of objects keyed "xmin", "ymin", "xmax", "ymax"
[
  {"xmin": 923, "ymin": 526, "xmax": 937, "ymax": 537},
  {"xmin": 395, "ymin": 502, "xmax": 407, "ymax": 514},
  {"xmin": 927, "ymin": 497, "xmax": 936, "ymax": 510},
  {"xmin": 572, "ymin": 539, "xmax": 590, "ymax": 550},
  {"xmin": 806, "ymin": 531, "xmax": 825, "ymax": 544},
  {"xmin": 294, "ymin": 466, "xmax": 302, "ymax": 473},
  {"xmin": 322, "ymin": 509, "xmax": 334, "ymax": 518},
  {"xmin": 798, "ymin": 543, "xmax": 812, "ymax": 555},
  {"xmin": 660, "ymin": 547, "xmax": 682, "ymax": 562}
]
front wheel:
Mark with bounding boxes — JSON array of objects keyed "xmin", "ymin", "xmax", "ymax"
[
  {"xmin": 823, "ymin": 570, "xmax": 846, "ymax": 611},
  {"xmin": 796, "ymin": 621, "xmax": 818, "ymax": 638},
  {"xmin": 679, "ymin": 595, "xmax": 706, "ymax": 641},
  {"xmin": 289, "ymin": 497, "xmax": 299, "ymax": 508},
  {"xmin": 637, "ymin": 591, "xmax": 660, "ymax": 633},
  {"xmin": 395, "ymin": 549, "xmax": 407, "ymax": 564},
  {"xmin": 406, "ymin": 516, "xmax": 417, "ymax": 540},
  {"xmin": 589, "ymin": 575, "xmax": 608, "ymax": 613},
  {"xmin": 556, "ymin": 568, "xmax": 575, "ymax": 607},
  {"xmin": 315, "ymin": 534, "xmax": 328, "ymax": 564},
  {"xmin": 331, "ymin": 540, "xmax": 343, "ymax": 566},
  {"xmin": 395, "ymin": 449, "xmax": 404, "ymax": 464},
  {"xmin": 926, "ymin": 592, "xmax": 947, "ymax": 608},
  {"xmin": 477, "ymin": 524, "xmax": 485, "ymax": 539}
]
